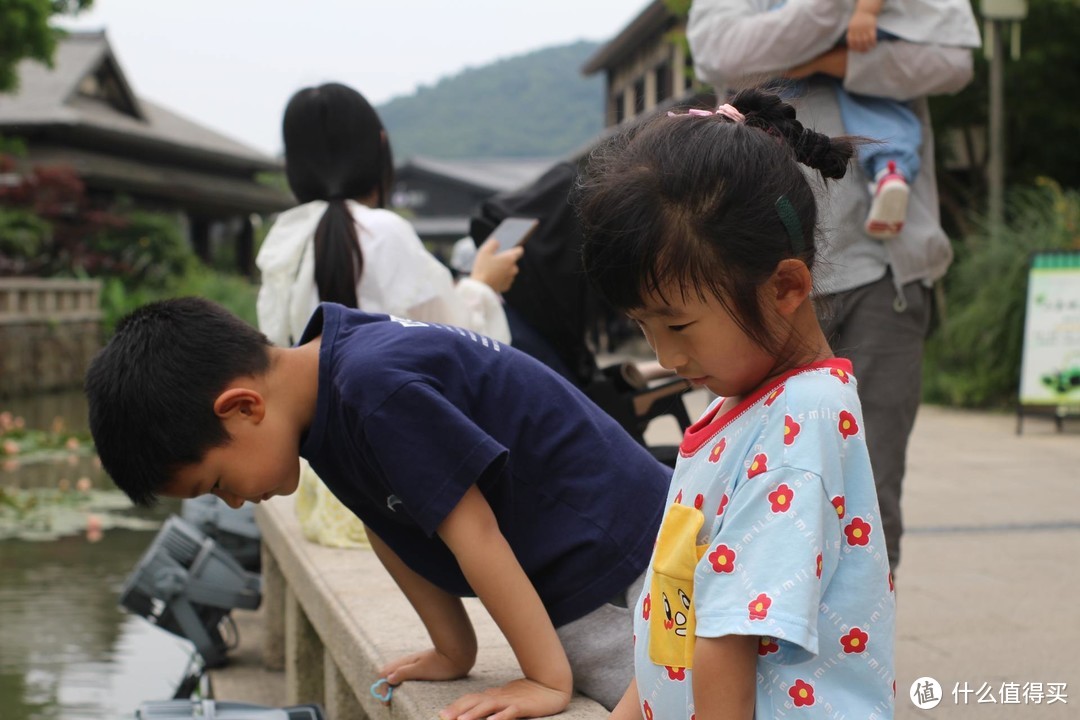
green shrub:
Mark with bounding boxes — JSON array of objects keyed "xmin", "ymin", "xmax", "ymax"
[
  {"xmin": 924, "ymin": 179, "xmax": 1080, "ymax": 407},
  {"xmin": 100, "ymin": 268, "xmax": 258, "ymax": 336}
]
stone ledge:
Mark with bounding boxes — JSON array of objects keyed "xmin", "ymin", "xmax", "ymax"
[{"xmin": 255, "ymin": 494, "xmax": 608, "ymax": 720}]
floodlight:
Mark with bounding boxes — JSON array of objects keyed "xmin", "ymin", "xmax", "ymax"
[
  {"xmin": 120, "ymin": 516, "xmax": 261, "ymax": 668},
  {"xmin": 181, "ymin": 495, "xmax": 262, "ymax": 572},
  {"xmin": 136, "ymin": 699, "xmax": 325, "ymax": 720}
]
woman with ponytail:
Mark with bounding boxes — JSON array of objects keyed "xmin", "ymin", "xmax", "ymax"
[
  {"xmin": 576, "ymin": 88, "xmax": 895, "ymax": 719},
  {"xmin": 256, "ymin": 83, "xmax": 522, "ymax": 548},
  {"xmin": 257, "ymin": 82, "xmax": 521, "ymax": 348}
]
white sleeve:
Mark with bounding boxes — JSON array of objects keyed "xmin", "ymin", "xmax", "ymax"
[
  {"xmin": 358, "ymin": 210, "xmax": 511, "ymax": 343},
  {"xmin": 688, "ymin": 0, "xmax": 974, "ymax": 101},
  {"xmin": 687, "ymin": 0, "xmax": 848, "ymax": 89},
  {"xmin": 844, "ymin": 41, "xmax": 974, "ymax": 100}
]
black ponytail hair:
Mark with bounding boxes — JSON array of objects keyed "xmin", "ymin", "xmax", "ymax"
[
  {"xmin": 576, "ymin": 87, "xmax": 854, "ymax": 354},
  {"xmin": 282, "ymin": 82, "xmax": 396, "ymax": 308},
  {"xmin": 731, "ymin": 88, "xmax": 854, "ymax": 179}
]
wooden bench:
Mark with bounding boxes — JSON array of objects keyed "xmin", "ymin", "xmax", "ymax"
[{"xmin": 255, "ymin": 494, "xmax": 610, "ymax": 720}]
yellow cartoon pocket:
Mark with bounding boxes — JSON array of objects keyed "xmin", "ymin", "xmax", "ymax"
[{"xmin": 649, "ymin": 503, "xmax": 709, "ymax": 669}]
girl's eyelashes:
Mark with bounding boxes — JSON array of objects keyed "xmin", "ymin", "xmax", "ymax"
[{"xmin": 668, "ymin": 323, "xmax": 691, "ymax": 332}]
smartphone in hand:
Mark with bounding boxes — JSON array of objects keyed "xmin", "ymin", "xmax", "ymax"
[{"xmin": 489, "ymin": 217, "xmax": 539, "ymax": 252}]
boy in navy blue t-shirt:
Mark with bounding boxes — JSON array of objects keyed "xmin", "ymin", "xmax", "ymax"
[{"xmin": 85, "ymin": 298, "xmax": 671, "ymax": 719}]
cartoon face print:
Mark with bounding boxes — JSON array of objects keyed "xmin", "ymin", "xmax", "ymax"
[{"xmin": 662, "ymin": 586, "xmax": 693, "ymax": 637}]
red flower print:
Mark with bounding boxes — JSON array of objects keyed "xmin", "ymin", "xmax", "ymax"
[
  {"xmin": 768, "ymin": 483, "xmax": 794, "ymax": 513},
  {"xmin": 765, "ymin": 385, "xmax": 785, "ymax": 406},
  {"xmin": 831, "ymin": 495, "xmax": 846, "ymax": 519},
  {"xmin": 674, "ymin": 489, "xmax": 684, "ymax": 504},
  {"xmin": 708, "ymin": 437, "xmax": 727, "ymax": 463},
  {"xmin": 816, "ymin": 553, "xmax": 823, "ymax": 579},
  {"xmin": 888, "ymin": 572, "xmax": 895, "ymax": 592},
  {"xmin": 666, "ymin": 666, "xmax": 686, "ymax": 681},
  {"xmin": 643, "ymin": 700, "xmax": 653, "ymax": 720},
  {"xmin": 717, "ymin": 493, "xmax": 729, "ymax": 516},
  {"xmin": 643, "ymin": 593, "xmax": 651, "ymax": 620},
  {"xmin": 840, "ymin": 627, "xmax": 869, "ymax": 654},
  {"xmin": 709, "ymin": 544, "xmax": 736, "ymax": 574},
  {"xmin": 831, "ymin": 367, "xmax": 850, "ymax": 384},
  {"xmin": 783, "ymin": 415, "xmax": 801, "ymax": 446},
  {"xmin": 748, "ymin": 593, "xmax": 772, "ymax": 620},
  {"xmin": 747, "ymin": 453, "xmax": 768, "ymax": 479},
  {"xmin": 758, "ymin": 637, "xmax": 780, "ymax": 656},
  {"xmin": 838, "ymin": 410, "xmax": 859, "ymax": 439},
  {"xmin": 694, "ymin": 493, "xmax": 704, "ymax": 510},
  {"xmin": 844, "ymin": 517, "xmax": 872, "ymax": 546},
  {"xmin": 789, "ymin": 679, "xmax": 815, "ymax": 707}
]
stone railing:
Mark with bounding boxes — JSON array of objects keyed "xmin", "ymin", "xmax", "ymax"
[
  {"xmin": 255, "ymin": 494, "xmax": 608, "ymax": 720},
  {"xmin": 0, "ymin": 278, "xmax": 103, "ymax": 396}
]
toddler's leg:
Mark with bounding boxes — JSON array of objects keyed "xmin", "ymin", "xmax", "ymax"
[{"xmin": 835, "ymin": 87, "xmax": 923, "ymax": 238}]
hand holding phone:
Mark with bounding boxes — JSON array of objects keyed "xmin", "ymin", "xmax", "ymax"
[{"xmin": 489, "ymin": 217, "xmax": 539, "ymax": 252}]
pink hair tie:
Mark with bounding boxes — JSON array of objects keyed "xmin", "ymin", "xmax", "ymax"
[
  {"xmin": 666, "ymin": 104, "xmax": 745, "ymax": 123},
  {"xmin": 714, "ymin": 103, "xmax": 745, "ymax": 123}
]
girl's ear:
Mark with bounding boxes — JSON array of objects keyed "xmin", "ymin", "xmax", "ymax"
[
  {"xmin": 769, "ymin": 259, "xmax": 813, "ymax": 317},
  {"xmin": 213, "ymin": 387, "xmax": 266, "ymax": 423}
]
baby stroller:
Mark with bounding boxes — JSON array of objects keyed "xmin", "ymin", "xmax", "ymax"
[{"xmin": 469, "ymin": 161, "xmax": 693, "ymax": 466}]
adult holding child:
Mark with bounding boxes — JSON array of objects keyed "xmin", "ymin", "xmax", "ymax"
[
  {"xmin": 687, "ymin": 0, "xmax": 977, "ymax": 573},
  {"xmin": 256, "ymin": 82, "xmax": 523, "ymax": 547}
]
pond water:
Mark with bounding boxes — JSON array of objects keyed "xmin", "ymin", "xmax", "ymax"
[{"xmin": 0, "ymin": 391, "xmax": 194, "ymax": 719}]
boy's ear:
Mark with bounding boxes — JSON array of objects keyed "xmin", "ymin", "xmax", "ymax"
[
  {"xmin": 769, "ymin": 259, "xmax": 812, "ymax": 317},
  {"xmin": 213, "ymin": 387, "xmax": 266, "ymax": 423}
]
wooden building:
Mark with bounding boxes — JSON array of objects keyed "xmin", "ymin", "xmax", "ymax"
[
  {"xmin": 581, "ymin": 1, "xmax": 697, "ymax": 128},
  {"xmin": 0, "ymin": 31, "xmax": 293, "ymax": 274}
]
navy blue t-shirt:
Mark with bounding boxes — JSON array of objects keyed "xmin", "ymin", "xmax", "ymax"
[{"xmin": 298, "ymin": 303, "xmax": 671, "ymax": 627}]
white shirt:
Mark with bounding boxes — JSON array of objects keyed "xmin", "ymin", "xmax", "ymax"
[{"xmin": 256, "ymin": 200, "xmax": 509, "ymax": 346}]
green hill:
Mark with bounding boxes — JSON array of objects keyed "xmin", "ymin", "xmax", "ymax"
[{"xmin": 378, "ymin": 40, "xmax": 604, "ymax": 159}]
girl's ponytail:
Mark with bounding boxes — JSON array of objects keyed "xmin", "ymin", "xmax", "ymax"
[
  {"xmin": 731, "ymin": 88, "xmax": 854, "ymax": 179},
  {"xmin": 313, "ymin": 199, "xmax": 363, "ymax": 308},
  {"xmin": 283, "ymin": 82, "xmax": 390, "ymax": 310}
]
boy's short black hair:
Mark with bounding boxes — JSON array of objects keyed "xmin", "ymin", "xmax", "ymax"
[{"xmin": 85, "ymin": 297, "xmax": 272, "ymax": 506}]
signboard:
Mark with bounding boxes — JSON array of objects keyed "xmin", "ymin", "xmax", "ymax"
[{"xmin": 1018, "ymin": 252, "xmax": 1080, "ymax": 409}]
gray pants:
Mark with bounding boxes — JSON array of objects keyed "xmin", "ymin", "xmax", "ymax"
[
  {"xmin": 556, "ymin": 572, "xmax": 647, "ymax": 710},
  {"xmin": 818, "ymin": 274, "xmax": 932, "ymax": 572}
]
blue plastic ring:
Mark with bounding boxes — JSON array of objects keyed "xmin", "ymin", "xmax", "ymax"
[{"xmin": 370, "ymin": 678, "xmax": 394, "ymax": 702}]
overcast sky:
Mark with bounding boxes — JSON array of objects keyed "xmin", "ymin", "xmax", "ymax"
[{"xmin": 57, "ymin": 0, "xmax": 645, "ymax": 156}]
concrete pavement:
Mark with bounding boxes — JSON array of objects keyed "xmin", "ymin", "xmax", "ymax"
[{"xmin": 212, "ymin": 395, "xmax": 1080, "ymax": 718}]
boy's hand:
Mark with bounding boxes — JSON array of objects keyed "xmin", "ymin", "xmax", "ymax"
[
  {"xmin": 380, "ymin": 648, "xmax": 471, "ymax": 685},
  {"xmin": 438, "ymin": 677, "xmax": 572, "ymax": 720},
  {"xmin": 846, "ymin": 11, "xmax": 878, "ymax": 52}
]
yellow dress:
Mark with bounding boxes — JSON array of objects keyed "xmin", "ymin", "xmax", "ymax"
[{"xmin": 293, "ymin": 459, "xmax": 370, "ymax": 548}]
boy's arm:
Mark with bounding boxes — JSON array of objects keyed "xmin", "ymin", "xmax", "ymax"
[
  {"xmin": 691, "ymin": 635, "xmax": 759, "ymax": 720},
  {"xmin": 436, "ymin": 485, "xmax": 573, "ymax": 720},
  {"xmin": 610, "ymin": 679, "xmax": 641, "ymax": 720},
  {"xmin": 367, "ymin": 529, "xmax": 479, "ymax": 682},
  {"xmin": 847, "ymin": 0, "xmax": 882, "ymax": 52}
]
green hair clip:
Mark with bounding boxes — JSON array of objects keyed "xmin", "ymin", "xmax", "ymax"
[{"xmin": 775, "ymin": 195, "xmax": 805, "ymax": 255}]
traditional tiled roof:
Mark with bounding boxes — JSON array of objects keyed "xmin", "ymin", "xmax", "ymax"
[
  {"xmin": 396, "ymin": 156, "xmax": 558, "ymax": 194},
  {"xmin": 0, "ymin": 31, "xmax": 280, "ymax": 173}
]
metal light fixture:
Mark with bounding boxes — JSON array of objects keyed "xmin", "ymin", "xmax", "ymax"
[
  {"xmin": 136, "ymin": 699, "xmax": 325, "ymax": 719},
  {"xmin": 119, "ymin": 515, "xmax": 262, "ymax": 669},
  {"xmin": 181, "ymin": 495, "xmax": 262, "ymax": 573}
]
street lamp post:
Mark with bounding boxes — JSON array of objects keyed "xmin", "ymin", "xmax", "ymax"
[{"xmin": 981, "ymin": 0, "xmax": 1027, "ymax": 229}]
